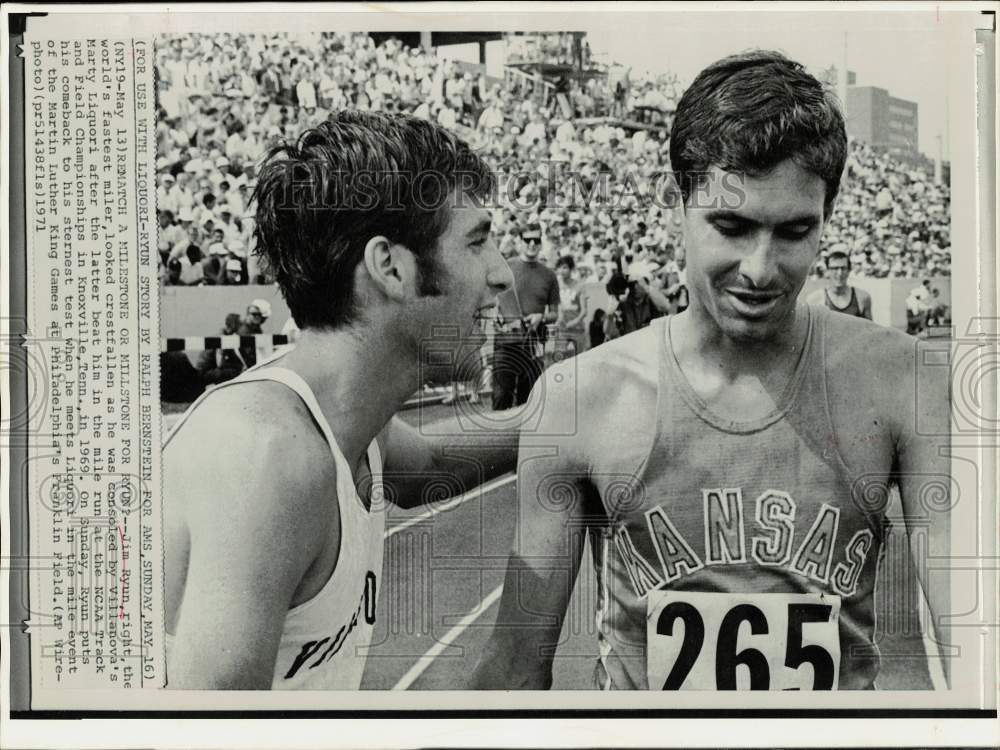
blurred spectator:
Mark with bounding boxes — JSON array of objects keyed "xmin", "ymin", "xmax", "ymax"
[
  {"xmin": 156, "ymin": 30, "xmax": 950, "ymax": 335},
  {"xmin": 196, "ymin": 312, "xmax": 246, "ymax": 385},
  {"xmin": 589, "ymin": 308, "xmax": 608, "ymax": 349},
  {"xmin": 162, "ymin": 257, "xmax": 183, "ymax": 285},
  {"xmin": 927, "ymin": 288, "xmax": 950, "ymax": 327},
  {"xmin": 493, "ymin": 223, "xmax": 559, "ymax": 410},
  {"xmin": 604, "ymin": 262, "xmax": 669, "ymax": 340},
  {"xmin": 179, "ymin": 244, "xmax": 206, "ymax": 286},
  {"xmin": 806, "ymin": 250, "xmax": 872, "ymax": 319},
  {"xmin": 223, "ymin": 258, "xmax": 244, "ymax": 285},
  {"xmin": 555, "ymin": 255, "xmax": 587, "ymax": 355},
  {"xmin": 238, "ymin": 298, "xmax": 272, "ymax": 368}
]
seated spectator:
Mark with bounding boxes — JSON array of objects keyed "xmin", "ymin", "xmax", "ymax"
[
  {"xmin": 162, "ymin": 257, "xmax": 183, "ymax": 285},
  {"xmin": 179, "ymin": 244, "xmax": 206, "ymax": 286},
  {"xmin": 223, "ymin": 258, "xmax": 244, "ymax": 285},
  {"xmin": 237, "ymin": 299, "xmax": 271, "ymax": 368},
  {"xmin": 196, "ymin": 312, "xmax": 247, "ymax": 386}
]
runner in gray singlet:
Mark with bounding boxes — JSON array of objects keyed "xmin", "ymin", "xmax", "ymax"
[
  {"xmin": 806, "ymin": 250, "xmax": 873, "ymax": 319},
  {"xmin": 473, "ymin": 51, "xmax": 950, "ymax": 692}
]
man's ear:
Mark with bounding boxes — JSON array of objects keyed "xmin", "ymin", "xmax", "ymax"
[{"xmin": 362, "ymin": 236, "xmax": 414, "ymax": 301}]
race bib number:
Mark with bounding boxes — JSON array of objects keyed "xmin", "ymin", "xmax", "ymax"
[{"xmin": 646, "ymin": 591, "xmax": 841, "ymax": 690}]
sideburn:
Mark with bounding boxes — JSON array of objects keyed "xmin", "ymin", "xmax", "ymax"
[{"xmin": 415, "ymin": 245, "xmax": 449, "ymax": 297}]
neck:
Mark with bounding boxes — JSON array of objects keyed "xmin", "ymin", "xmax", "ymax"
[
  {"xmin": 830, "ymin": 283, "xmax": 849, "ymax": 295},
  {"xmin": 677, "ymin": 303, "xmax": 808, "ymax": 381},
  {"xmin": 279, "ymin": 324, "xmax": 420, "ymax": 470}
]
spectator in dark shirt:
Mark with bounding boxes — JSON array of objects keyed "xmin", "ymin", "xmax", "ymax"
[
  {"xmin": 589, "ymin": 308, "xmax": 607, "ymax": 349},
  {"xmin": 237, "ymin": 299, "xmax": 271, "ymax": 368},
  {"xmin": 196, "ymin": 312, "xmax": 246, "ymax": 385},
  {"xmin": 492, "ymin": 223, "xmax": 560, "ymax": 410},
  {"xmin": 605, "ymin": 263, "xmax": 670, "ymax": 340}
]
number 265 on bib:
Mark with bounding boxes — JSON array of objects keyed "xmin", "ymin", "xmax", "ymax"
[{"xmin": 645, "ymin": 590, "xmax": 842, "ymax": 690}]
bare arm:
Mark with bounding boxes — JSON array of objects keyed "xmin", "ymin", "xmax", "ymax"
[
  {"xmin": 857, "ymin": 289, "xmax": 873, "ymax": 320},
  {"xmin": 380, "ymin": 408, "xmax": 530, "ymax": 508},
  {"xmin": 167, "ymin": 424, "xmax": 326, "ymax": 689},
  {"xmin": 472, "ymin": 367, "xmax": 591, "ymax": 688},
  {"xmin": 894, "ymin": 338, "xmax": 951, "ymax": 685}
]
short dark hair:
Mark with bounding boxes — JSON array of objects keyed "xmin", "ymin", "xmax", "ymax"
[
  {"xmin": 670, "ymin": 50, "xmax": 848, "ymax": 214},
  {"xmin": 555, "ymin": 255, "xmax": 575, "ymax": 271},
  {"xmin": 827, "ymin": 250, "xmax": 851, "ymax": 270},
  {"xmin": 252, "ymin": 111, "xmax": 494, "ymax": 330}
]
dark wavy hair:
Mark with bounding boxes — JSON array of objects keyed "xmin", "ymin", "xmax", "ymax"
[
  {"xmin": 670, "ymin": 50, "xmax": 848, "ymax": 214},
  {"xmin": 252, "ymin": 111, "xmax": 494, "ymax": 330}
]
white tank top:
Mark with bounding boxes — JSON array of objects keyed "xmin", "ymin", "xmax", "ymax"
[{"xmin": 165, "ymin": 351, "xmax": 386, "ymax": 690}]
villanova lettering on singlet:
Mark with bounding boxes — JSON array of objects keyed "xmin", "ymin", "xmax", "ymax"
[
  {"xmin": 283, "ymin": 571, "xmax": 378, "ymax": 680},
  {"xmin": 614, "ymin": 488, "xmax": 875, "ymax": 598}
]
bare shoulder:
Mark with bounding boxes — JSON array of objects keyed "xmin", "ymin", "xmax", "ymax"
[
  {"xmin": 820, "ymin": 307, "xmax": 947, "ymax": 433},
  {"xmin": 822, "ymin": 307, "xmax": 918, "ymax": 374},
  {"xmin": 804, "ymin": 288, "xmax": 826, "ymax": 306},
  {"xmin": 165, "ymin": 382, "xmax": 336, "ymax": 538},
  {"xmin": 561, "ymin": 323, "xmax": 658, "ymax": 409},
  {"xmin": 532, "ymin": 324, "xmax": 661, "ymax": 465}
]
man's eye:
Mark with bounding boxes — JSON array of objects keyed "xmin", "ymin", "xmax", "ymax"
[
  {"xmin": 712, "ymin": 221, "xmax": 745, "ymax": 237},
  {"xmin": 777, "ymin": 225, "xmax": 813, "ymax": 240}
]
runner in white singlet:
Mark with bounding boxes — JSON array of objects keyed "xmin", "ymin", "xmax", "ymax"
[{"xmin": 165, "ymin": 112, "xmax": 525, "ymax": 689}]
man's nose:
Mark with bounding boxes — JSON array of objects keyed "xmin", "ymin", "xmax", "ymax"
[
  {"xmin": 738, "ymin": 235, "xmax": 779, "ymax": 288},
  {"xmin": 489, "ymin": 255, "xmax": 514, "ymax": 295}
]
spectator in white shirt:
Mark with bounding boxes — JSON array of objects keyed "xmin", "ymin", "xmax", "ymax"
[
  {"xmin": 555, "ymin": 118, "xmax": 576, "ymax": 144},
  {"xmin": 523, "ymin": 113, "xmax": 547, "ymax": 145},
  {"xmin": 437, "ymin": 102, "xmax": 457, "ymax": 130},
  {"xmin": 295, "ymin": 73, "xmax": 317, "ymax": 109},
  {"xmin": 478, "ymin": 100, "xmax": 505, "ymax": 131}
]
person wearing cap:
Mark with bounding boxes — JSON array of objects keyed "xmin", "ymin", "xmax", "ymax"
[
  {"xmin": 492, "ymin": 222, "xmax": 560, "ymax": 410},
  {"xmin": 215, "ymin": 205, "xmax": 240, "ymax": 243},
  {"xmin": 158, "ymin": 172, "xmax": 178, "ymax": 213},
  {"xmin": 222, "ymin": 257, "xmax": 244, "ymax": 286}
]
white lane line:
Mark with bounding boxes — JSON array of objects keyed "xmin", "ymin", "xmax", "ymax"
[
  {"xmin": 384, "ymin": 472, "xmax": 515, "ymax": 539},
  {"xmin": 391, "ymin": 583, "xmax": 504, "ymax": 691}
]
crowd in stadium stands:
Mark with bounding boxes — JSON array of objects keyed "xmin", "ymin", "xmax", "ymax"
[{"xmin": 155, "ymin": 31, "xmax": 951, "ymax": 337}]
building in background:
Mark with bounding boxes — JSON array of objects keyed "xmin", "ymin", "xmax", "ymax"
[
  {"xmin": 847, "ymin": 85, "xmax": 920, "ymax": 154},
  {"xmin": 812, "ymin": 64, "xmax": 922, "ymax": 158}
]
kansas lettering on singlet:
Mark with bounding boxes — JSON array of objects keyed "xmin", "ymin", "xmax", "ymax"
[{"xmin": 592, "ymin": 307, "xmax": 888, "ymax": 691}]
